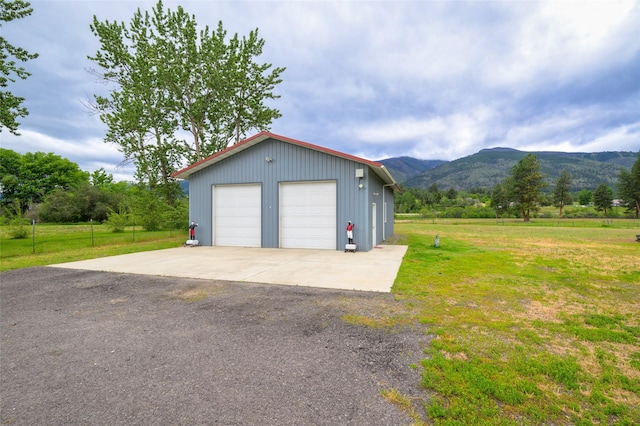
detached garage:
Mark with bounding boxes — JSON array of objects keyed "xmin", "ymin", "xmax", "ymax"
[{"xmin": 172, "ymin": 132, "xmax": 399, "ymax": 252}]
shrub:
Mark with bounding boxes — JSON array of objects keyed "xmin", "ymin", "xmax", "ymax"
[
  {"xmin": 138, "ymin": 214, "xmax": 162, "ymax": 232},
  {"xmin": 419, "ymin": 207, "xmax": 436, "ymax": 219},
  {"xmin": 105, "ymin": 209, "xmax": 128, "ymax": 233},
  {"xmin": 8, "ymin": 218, "xmax": 29, "ymax": 239}
]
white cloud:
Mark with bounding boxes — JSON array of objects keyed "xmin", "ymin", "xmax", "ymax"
[
  {"xmin": 348, "ymin": 106, "xmax": 500, "ymax": 159},
  {"xmin": 541, "ymin": 0, "xmax": 634, "ymax": 40},
  {"xmin": 517, "ymin": 122, "xmax": 640, "ymax": 154},
  {"xmin": 1, "ymin": 129, "xmax": 135, "ymax": 181},
  {"xmin": 1, "ymin": 0, "xmax": 637, "ymax": 180}
]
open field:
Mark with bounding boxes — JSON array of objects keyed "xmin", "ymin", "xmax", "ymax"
[{"xmin": 388, "ymin": 219, "xmax": 640, "ymax": 425}]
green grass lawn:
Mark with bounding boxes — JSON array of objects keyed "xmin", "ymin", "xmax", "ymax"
[
  {"xmin": 0, "ymin": 223, "xmax": 185, "ymax": 271},
  {"xmin": 2, "ymin": 219, "xmax": 639, "ymax": 424},
  {"xmin": 388, "ymin": 218, "xmax": 640, "ymax": 425}
]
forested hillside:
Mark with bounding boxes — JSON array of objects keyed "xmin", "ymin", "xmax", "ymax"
[
  {"xmin": 382, "ymin": 148, "xmax": 637, "ymax": 191},
  {"xmin": 377, "ymin": 157, "xmax": 445, "ymax": 183}
]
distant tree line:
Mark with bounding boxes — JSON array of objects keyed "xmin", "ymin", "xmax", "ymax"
[
  {"xmin": 1, "ymin": 148, "xmax": 638, "ymax": 235},
  {"xmin": 396, "ymin": 152, "xmax": 640, "ymax": 220}
]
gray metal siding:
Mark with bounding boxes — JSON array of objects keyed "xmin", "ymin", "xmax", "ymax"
[
  {"xmin": 384, "ymin": 185, "xmax": 395, "ymax": 240},
  {"xmin": 187, "ymin": 137, "xmax": 391, "ymax": 251},
  {"xmin": 369, "ymin": 172, "xmax": 383, "ymax": 248}
]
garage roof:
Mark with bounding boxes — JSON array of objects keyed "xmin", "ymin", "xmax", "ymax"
[{"xmin": 172, "ymin": 131, "xmax": 399, "ymax": 189}]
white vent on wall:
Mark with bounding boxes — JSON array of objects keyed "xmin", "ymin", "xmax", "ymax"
[{"xmin": 355, "ymin": 169, "xmax": 364, "ymax": 178}]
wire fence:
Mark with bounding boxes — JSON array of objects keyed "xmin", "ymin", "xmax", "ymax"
[
  {"xmin": 1, "ymin": 221, "xmax": 188, "ymax": 258},
  {"xmin": 494, "ymin": 218, "xmax": 640, "ymax": 228},
  {"xmin": 394, "ymin": 215, "xmax": 640, "ymax": 229}
]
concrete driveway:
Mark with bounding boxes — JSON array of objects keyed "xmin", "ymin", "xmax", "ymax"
[{"xmin": 51, "ymin": 245, "xmax": 408, "ymax": 292}]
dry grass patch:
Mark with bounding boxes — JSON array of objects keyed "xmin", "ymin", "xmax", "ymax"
[
  {"xmin": 516, "ymin": 299, "xmax": 568, "ymax": 323},
  {"xmin": 168, "ymin": 284, "xmax": 224, "ymax": 302},
  {"xmin": 380, "ymin": 388, "xmax": 427, "ymax": 426}
]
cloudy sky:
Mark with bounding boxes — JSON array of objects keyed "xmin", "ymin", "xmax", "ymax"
[{"xmin": 2, "ymin": 0, "xmax": 639, "ymax": 181}]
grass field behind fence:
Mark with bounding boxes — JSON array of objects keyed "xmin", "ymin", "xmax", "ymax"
[
  {"xmin": 386, "ymin": 219, "xmax": 640, "ymax": 425},
  {"xmin": 0, "ymin": 223, "xmax": 185, "ymax": 271}
]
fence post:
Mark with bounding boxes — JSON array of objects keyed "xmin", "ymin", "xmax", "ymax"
[
  {"xmin": 91, "ymin": 219, "xmax": 95, "ymax": 247},
  {"xmin": 31, "ymin": 219, "xmax": 35, "ymax": 254}
]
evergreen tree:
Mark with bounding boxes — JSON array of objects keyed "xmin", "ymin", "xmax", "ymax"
[
  {"xmin": 491, "ymin": 183, "xmax": 509, "ymax": 218},
  {"xmin": 617, "ymin": 152, "xmax": 640, "ymax": 218},
  {"xmin": 552, "ymin": 169, "xmax": 572, "ymax": 218},
  {"xmin": 593, "ymin": 183, "xmax": 613, "ymax": 216},
  {"xmin": 506, "ymin": 153, "xmax": 546, "ymax": 222}
]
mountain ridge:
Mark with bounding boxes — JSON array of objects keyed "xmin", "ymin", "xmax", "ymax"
[{"xmin": 379, "ymin": 148, "xmax": 638, "ymax": 191}]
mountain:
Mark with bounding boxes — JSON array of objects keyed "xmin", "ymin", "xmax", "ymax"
[
  {"xmin": 395, "ymin": 148, "xmax": 638, "ymax": 191},
  {"xmin": 377, "ymin": 156, "xmax": 446, "ymax": 183},
  {"xmin": 180, "ymin": 179, "xmax": 189, "ymax": 194}
]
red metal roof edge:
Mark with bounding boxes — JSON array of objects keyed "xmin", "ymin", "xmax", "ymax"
[{"xmin": 172, "ymin": 131, "xmax": 397, "ymax": 188}]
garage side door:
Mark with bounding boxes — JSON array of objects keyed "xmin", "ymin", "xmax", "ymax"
[
  {"xmin": 280, "ymin": 181, "xmax": 336, "ymax": 249},
  {"xmin": 213, "ymin": 184, "xmax": 261, "ymax": 247}
]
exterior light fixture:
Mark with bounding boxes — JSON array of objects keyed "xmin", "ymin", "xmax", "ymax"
[
  {"xmin": 265, "ymin": 156, "xmax": 273, "ymax": 162},
  {"xmin": 356, "ymin": 169, "xmax": 364, "ymax": 189}
]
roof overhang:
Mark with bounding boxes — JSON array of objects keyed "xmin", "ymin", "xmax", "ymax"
[{"xmin": 172, "ymin": 131, "xmax": 400, "ymax": 190}]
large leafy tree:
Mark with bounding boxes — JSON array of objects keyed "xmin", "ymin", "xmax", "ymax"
[
  {"xmin": 0, "ymin": 149, "xmax": 88, "ymax": 214},
  {"xmin": 593, "ymin": 183, "xmax": 613, "ymax": 216},
  {"xmin": 39, "ymin": 182, "xmax": 122, "ymax": 223},
  {"xmin": 578, "ymin": 189, "xmax": 593, "ymax": 206},
  {"xmin": 0, "ymin": 0, "xmax": 39, "ymax": 134},
  {"xmin": 552, "ymin": 169, "xmax": 572, "ymax": 218},
  {"xmin": 88, "ymin": 5, "xmax": 181, "ymax": 203},
  {"xmin": 88, "ymin": 0, "xmax": 285, "ymax": 195},
  {"xmin": 618, "ymin": 152, "xmax": 640, "ymax": 218},
  {"xmin": 506, "ymin": 153, "xmax": 546, "ymax": 222},
  {"xmin": 225, "ymin": 28, "xmax": 284, "ymax": 147}
]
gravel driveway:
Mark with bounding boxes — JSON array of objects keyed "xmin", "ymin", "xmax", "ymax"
[{"xmin": 1, "ymin": 267, "xmax": 430, "ymax": 425}]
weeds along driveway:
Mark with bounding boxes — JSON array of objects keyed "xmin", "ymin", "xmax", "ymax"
[{"xmin": 1, "ymin": 267, "xmax": 429, "ymax": 426}]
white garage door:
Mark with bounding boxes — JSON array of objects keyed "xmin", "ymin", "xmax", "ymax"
[
  {"xmin": 280, "ymin": 181, "xmax": 336, "ymax": 249},
  {"xmin": 212, "ymin": 184, "xmax": 261, "ymax": 247}
]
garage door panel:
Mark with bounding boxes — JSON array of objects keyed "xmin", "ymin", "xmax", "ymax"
[
  {"xmin": 280, "ymin": 181, "xmax": 336, "ymax": 249},
  {"xmin": 213, "ymin": 184, "xmax": 261, "ymax": 247}
]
